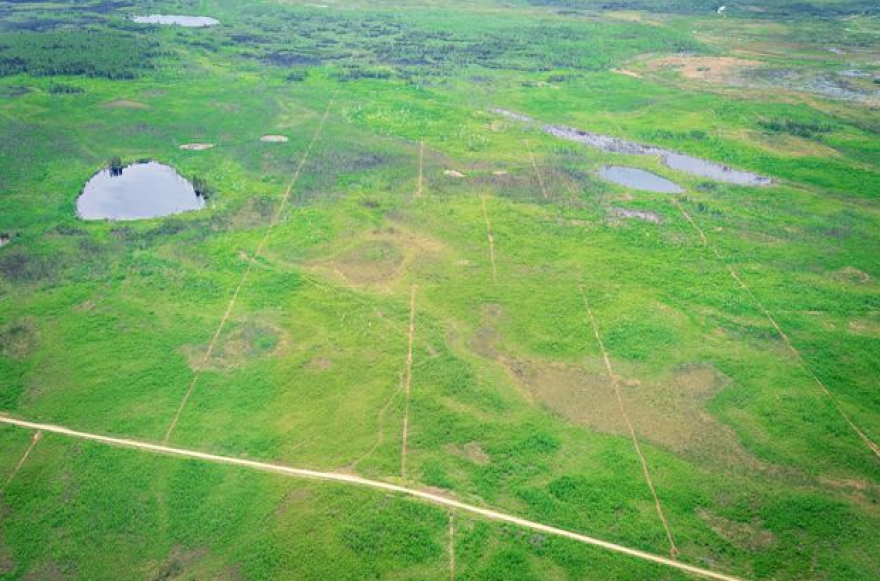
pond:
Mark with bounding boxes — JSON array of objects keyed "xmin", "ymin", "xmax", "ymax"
[
  {"xmin": 600, "ymin": 166, "xmax": 684, "ymax": 193},
  {"xmin": 77, "ymin": 162, "xmax": 205, "ymax": 221},
  {"xmin": 131, "ymin": 15, "xmax": 220, "ymax": 27},
  {"xmin": 493, "ymin": 109, "xmax": 773, "ymax": 186}
]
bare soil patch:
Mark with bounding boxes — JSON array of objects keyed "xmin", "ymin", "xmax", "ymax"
[
  {"xmin": 260, "ymin": 135, "xmax": 289, "ymax": 143},
  {"xmin": 644, "ymin": 56, "xmax": 764, "ymax": 84},
  {"xmin": 335, "ymin": 240, "xmax": 404, "ymax": 285},
  {"xmin": 305, "ymin": 357, "xmax": 334, "ymax": 372},
  {"xmin": 609, "ymin": 207, "xmax": 662, "ymax": 223},
  {"xmin": 848, "ymin": 316, "xmax": 880, "ymax": 338},
  {"xmin": 101, "ymin": 99, "xmax": 149, "ymax": 109},
  {"xmin": 444, "ymin": 170, "xmax": 466, "ymax": 178},
  {"xmin": 446, "ymin": 442, "xmax": 491, "ymax": 466},
  {"xmin": 474, "ymin": 305, "xmax": 760, "ymax": 468},
  {"xmin": 179, "ymin": 143, "xmax": 214, "ymax": 151},
  {"xmin": 831, "ymin": 266, "xmax": 871, "ymax": 285},
  {"xmin": 0, "ymin": 233, "xmax": 10, "ymax": 248}
]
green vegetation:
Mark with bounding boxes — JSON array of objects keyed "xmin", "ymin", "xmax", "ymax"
[{"xmin": 0, "ymin": 0, "xmax": 878, "ymax": 580}]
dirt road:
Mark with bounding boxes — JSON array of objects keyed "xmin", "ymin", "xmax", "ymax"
[{"xmin": 0, "ymin": 415, "xmax": 748, "ymax": 581}]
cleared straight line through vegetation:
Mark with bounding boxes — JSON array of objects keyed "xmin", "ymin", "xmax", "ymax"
[
  {"xmin": 670, "ymin": 198, "xmax": 880, "ymax": 460},
  {"xmin": 525, "ymin": 139, "xmax": 548, "ymax": 199},
  {"xmin": 579, "ymin": 286, "xmax": 680, "ymax": 559},
  {"xmin": 162, "ymin": 92, "xmax": 338, "ymax": 444},
  {"xmin": 448, "ymin": 512, "xmax": 456, "ymax": 581},
  {"xmin": 2, "ymin": 430, "xmax": 41, "ymax": 492},
  {"xmin": 480, "ymin": 195, "xmax": 498, "ymax": 284},
  {"xmin": 400, "ymin": 284, "xmax": 418, "ymax": 480},
  {"xmin": 416, "ymin": 140, "xmax": 425, "ymax": 198},
  {"xmin": 0, "ymin": 415, "xmax": 749, "ymax": 581}
]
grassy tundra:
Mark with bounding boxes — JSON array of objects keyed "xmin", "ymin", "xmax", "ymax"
[{"xmin": 0, "ymin": 0, "xmax": 878, "ymax": 579}]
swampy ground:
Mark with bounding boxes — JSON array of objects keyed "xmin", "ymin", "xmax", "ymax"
[{"xmin": 1, "ymin": 0, "xmax": 879, "ymax": 580}]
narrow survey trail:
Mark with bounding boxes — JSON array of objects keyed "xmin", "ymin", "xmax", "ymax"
[
  {"xmin": 2, "ymin": 430, "xmax": 41, "ymax": 492},
  {"xmin": 416, "ymin": 140, "xmax": 425, "ymax": 199},
  {"xmin": 670, "ymin": 198, "xmax": 880, "ymax": 460},
  {"xmin": 400, "ymin": 284, "xmax": 418, "ymax": 480},
  {"xmin": 448, "ymin": 512, "xmax": 456, "ymax": 581},
  {"xmin": 525, "ymin": 139, "xmax": 548, "ymax": 199},
  {"xmin": 579, "ymin": 286, "xmax": 679, "ymax": 559},
  {"xmin": 480, "ymin": 196, "xmax": 498, "ymax": 284},
  {"xmin": 0, "ymin": 415, "xmax": 749, "ymax": 581},
  {"xmin": 163, "ymin": 92, "xmax": 338, "ymax": 444}
]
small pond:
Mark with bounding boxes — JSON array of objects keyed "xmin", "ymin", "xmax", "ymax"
[
  {"xmin": 77, "ymin": 162, "xmax": 205, "ymax": 221},
  {"xmin": 600, "ymin": 166, "xmax": 684, "ymax": 193},
  {"xmin": 131, "ymin": 14, "xmax": 220, "ymax": 27}
]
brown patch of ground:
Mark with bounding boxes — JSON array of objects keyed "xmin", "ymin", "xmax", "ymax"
[
  {"xmin": 183, "ymin": 320, "xmax": 288, "ymax": 372},
  {"xmin": 260, "ymin": 135, "xmax": 289, "ymax": 143},
  {"xmin": 0, "ymin": 233, "xmax": 10, "ymax": 247},
  {"xmin": 848, "ymin": 316, "xmax": 880, "ymax": 338},
  {"xmin": 179, "ymin": 143, "xmax": 214, "ymax": 151},
  {"xmin": 644, "ymin": 56, "xmax": 764, "ymax": 84},
  {"xmin": 101, "ymin": 99, "xmax": 149, "ymax": 109},
  {"xmin": 446, "ymin": 442, "xmax": 491, "ymax": 466},
  {"xmin": 24, "ymin": 561, "xmax": 70, "ymax": 581},
  {"xmin": 696, "ymin": 508, "xmax": 775, "ymax": 551},
  {"xmin": 609, "ymin": 207, "xmax": 662, "ymax": 223},
  {"xmin": 444, "ymin": 170, "xmax": 466, "ymax": 178},
  {"xmin": 335, "ymin": 240, "xmax": 404, "ymax": 285},
  {"xmin": 472, "ymin": 303, "xmax": 754, "ymax": 465},
  {"xmin": 316, "ymin": 226, "xmax": 443, "ymax": 291},
  {"xmin": 305, "ymin": 357, "xmax": 333, "ymax": 372},
  {"xmin": 611, "ymin": 69, "xmax": 642, "ymax": 78},
  {"xmin": 0, "ymin": 318, "xmax": 38, "ymax": 360},
  {"xmin": 831, "ymin": 266, "xmax": 872, "ymax": 285}
]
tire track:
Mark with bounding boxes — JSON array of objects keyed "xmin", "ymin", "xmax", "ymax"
[
  {"xmin": 579, "ymin": 286, "xmax": 680, "ymax": 559},
  {"xmin": 671, "ymin": 197, "xmax": 880, "ymax": 460},
  {"xmin": 162, "ymin": 91, "xmax": 338, "ymax": 444},
  {"xmin": 480, "ymin": 195, "xmax": 498, "ymax": 285},
  {"xmin": 0, "ymin": 415, "xmax": 749, "ymax": 581},
  {"xmin": 401, "ymin": 283, "xmax": 418, "ymax": 480},
  {"xmin": 2, "ymin": 430, "xmax": 41, "ymax": 492}
]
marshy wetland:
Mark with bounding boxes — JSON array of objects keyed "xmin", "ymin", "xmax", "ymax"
[{"xmin": 1, "ymin": 1, "xmax": 879, "ymax": 580}]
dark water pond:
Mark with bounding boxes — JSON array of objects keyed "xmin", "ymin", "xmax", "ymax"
[
  {"xmin": 600, "ymin": 166, "xmax": 684, "ymax": 193},
  {"xmin": 131, "ymin": 14, "xmax": 219, "ymax": 27},
  {"xmin": 77, "ymin": 162, "xmax": 205, "ymax": 221}
]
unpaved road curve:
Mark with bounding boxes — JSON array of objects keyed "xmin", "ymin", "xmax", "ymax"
[{"xmin": 0, "ymin": 415, "xmax": 748, "ymax": 581}]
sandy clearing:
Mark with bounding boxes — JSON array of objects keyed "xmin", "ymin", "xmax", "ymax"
[
  {"xmin": 401, "ymin": 284, "xmax": 418, "ymax": 480},
  {"xmin": 612, "ymin": 69, "xmax": 642, "ymax": 78},
  {"xmin": 579, "ymin": 286, "xmax": 679, "ymax": 559},
  {"xmin": 0, "ymin": 415, "xmax": 750, "ymax": 581},
  {"xmin": 480, "ymin": 196, "xmax": 498, "ymax": 285},
  {"xmin": 260, "ymin": 135, "xmax": 289, "ymax": 143},
  {"xmin": 163, "ymin": 91, "xmax": 338, "ymax": 444},
  {"xmin": 670, "ymin": 197, "xmax": 880, "ymax": 461},
  {"xmin": 2, "ymin": 430, "xmax": 41, "ymax": 491},
  {"xmin": 444, "ymin": 170, "xmax": 466, "ymax": 178}
]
